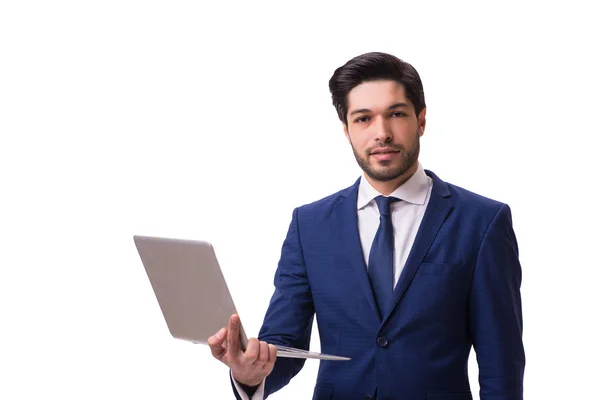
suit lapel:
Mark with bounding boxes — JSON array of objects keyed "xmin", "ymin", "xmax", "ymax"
[
  {"xmin": 338, "ymin": 179, "xmax": 382, "ymax": 321},
  {"xmin": 383, "ymin": 170, "xmax": 453, "ymax": 324}
]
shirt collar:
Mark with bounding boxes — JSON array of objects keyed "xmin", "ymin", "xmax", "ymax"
[{"xmin": 357, "ymin": 162, "xmax": 430, "ymax": 210}]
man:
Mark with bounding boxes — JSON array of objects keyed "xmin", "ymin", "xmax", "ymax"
[{"xmin": 208, "ymin": 52, "xmax": 525, "ymax": 400}]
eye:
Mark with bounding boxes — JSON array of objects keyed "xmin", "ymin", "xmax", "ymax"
[
  {"xmin": 354, "ymin": 116, "xmax": 371, "ymax": 124},
  {"xmin": 390, "ymin": 111, "xmax": 406, "ymax": 118}
]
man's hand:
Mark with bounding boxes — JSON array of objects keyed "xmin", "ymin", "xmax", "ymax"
[{"xmin": 208, "ymin": 314, "xmax": 277, "ymax": 388}]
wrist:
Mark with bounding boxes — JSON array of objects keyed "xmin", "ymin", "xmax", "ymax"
[{"xmin": 232, "ymin": 371, "xmax": 262, "ymax": 388}]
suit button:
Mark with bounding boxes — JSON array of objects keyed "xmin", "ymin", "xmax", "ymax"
[{"xmin": 376, "ymin": 336, "xmax": 389, "ymax": 347}]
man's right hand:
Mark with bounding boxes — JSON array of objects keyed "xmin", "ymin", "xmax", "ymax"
[{"xmin": 208, "ymin": 314, "xmax": 277, "ymax": 388}]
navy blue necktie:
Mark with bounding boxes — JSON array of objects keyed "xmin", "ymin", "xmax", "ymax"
[{"xmin": 368, "ymin": 195, "xmax": 400, "ymax": 317}]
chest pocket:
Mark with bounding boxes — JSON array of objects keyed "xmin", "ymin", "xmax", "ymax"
[{"xmin": 417, "ymin": 262, "xmax": 465, "ymax": 275}]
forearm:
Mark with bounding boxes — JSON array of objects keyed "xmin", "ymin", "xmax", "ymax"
[
  {"xmin": 255, "ymin": 207, "xmax": 315, "ymax": 397},
  {"xmin": 470, "ymin": 204, "xmax": 525, "ymax": 399},
  {"xmin": 255, "ymin": 289, "xmax": 314, "ymax": 396}
]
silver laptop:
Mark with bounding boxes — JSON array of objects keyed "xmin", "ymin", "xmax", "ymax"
[{"xmin": 133, "ymin": 235, "xmax": 350, "ymax": 361}]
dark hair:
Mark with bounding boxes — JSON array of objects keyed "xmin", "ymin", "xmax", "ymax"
[{"xmin": 328, "ymin": 52, "xmax": 426, "ymax": 125}]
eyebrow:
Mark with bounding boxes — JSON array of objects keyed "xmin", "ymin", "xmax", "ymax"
[{"xmin": 349, "ymin": 102, "xmax": 410, "ymax": 116}]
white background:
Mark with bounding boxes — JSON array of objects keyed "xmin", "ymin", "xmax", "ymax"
[{"xmin": 1, "ymin": 1, "xmax": 598, "ymax": 399}]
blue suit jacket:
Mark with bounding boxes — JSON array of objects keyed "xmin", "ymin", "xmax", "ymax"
[{"xmin": 235, "ymin": 170, "xmax": 525, "ymax": 400}]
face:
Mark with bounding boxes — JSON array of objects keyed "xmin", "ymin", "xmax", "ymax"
[{"xmin": 343, "ymin": 80, "xmax": 426, "ymax": 183}]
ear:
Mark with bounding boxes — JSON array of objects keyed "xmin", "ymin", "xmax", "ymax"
[
  {"xmin": 418, "ymin": 107, "xmax": 427, "ymax": 137},
  {"xmin": 343, "ymin": 123, "xmax": 351, "ymax": 143}
]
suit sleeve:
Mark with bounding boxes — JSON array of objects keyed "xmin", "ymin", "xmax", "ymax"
[
  {"xmin": 231, "ymin": 207, "xmax": 315, "ymax": 399},
  {"xmin": 469, "ymin": 204, "xmax": 526, "ymax": 400}
]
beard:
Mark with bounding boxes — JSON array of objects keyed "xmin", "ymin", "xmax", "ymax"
[{"xmin": 351, "ymin": 132, "xmax": 420, "ymax": 182}]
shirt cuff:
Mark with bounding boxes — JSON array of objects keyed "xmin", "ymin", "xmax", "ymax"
[{"xmin": 230, "ymin": 370, "xmax": 266, "ymax": 400}]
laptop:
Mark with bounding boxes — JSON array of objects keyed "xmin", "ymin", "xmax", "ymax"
[{"xmin": 133, "ymin": 235, "xmax": 350, "ymax": 361}]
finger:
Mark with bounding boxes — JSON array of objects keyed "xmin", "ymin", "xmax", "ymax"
[
  {"xmin": 255, "ymin": 341, "xmax": 269, "ymax": 364},
  {"xmin": 268, "ymin": 344, "xmax": 277, "ymax": 365},
  {"xmin": 261, "ymin": 344, "xmax": 278, "ymax": 373},
  {"xmin": 207, "ymin": 328, "xmax": 227, "ymax": 347},
  {"xmin": 207, "ymin": 328, "xmax": 227, "ymax": 360},
  {"xmin": 227, "ymin": 314, "xmax": 242, "ymax": 356},
  {"xmin": 244, "ymin": 338, "xmax": 260, "ymax": 364}
]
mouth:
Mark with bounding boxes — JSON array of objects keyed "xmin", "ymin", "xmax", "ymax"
[
  {"xmin": 369, "ymin": 147, "xmax": 400, "ymax": 161},
  {"xmin": 371, "ymin": 149, "xmax": 399, "ymax": 155},
  {"xmin": 370, "ymin": 147, "xmax": 401, "ymax": 156}
]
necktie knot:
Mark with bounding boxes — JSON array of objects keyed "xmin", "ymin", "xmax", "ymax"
[{"xmin": 374, "ymin": 195, "xmax": 400, "ymax": 217}]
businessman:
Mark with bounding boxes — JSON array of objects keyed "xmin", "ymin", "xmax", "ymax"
[{"xmin": 208, "ymin": 52, "xmax": 525, "ymax": 400}]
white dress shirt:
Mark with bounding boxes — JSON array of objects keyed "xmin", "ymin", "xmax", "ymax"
[
  {"xmin": 357, "ymin": 162, "xmax": 432, "ymax": 287},
  {"xmin": 233, "ymin": 163, "xmax": 433, "ymax": 400}
]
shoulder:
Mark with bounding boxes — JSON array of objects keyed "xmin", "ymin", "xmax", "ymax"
[
  {"xmin": 428, "ymin": 169, "xmax": 506, "ymax": 211},
  {"xmin": 427, "ymin": 170, "xmax": 514, "ymax": 230},
  {"xmin": 292, "ymin": 178, "xmax": 359, "ymax": 218}
]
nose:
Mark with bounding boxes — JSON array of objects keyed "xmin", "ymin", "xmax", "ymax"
[{"xmin": 373, "ymin": 115, "xmax": 392, "ymax": 143}]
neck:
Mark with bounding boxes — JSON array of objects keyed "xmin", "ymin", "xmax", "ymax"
[{"xmin": 365, "ymin": 162, "xmax": 419, "ymax": 196}]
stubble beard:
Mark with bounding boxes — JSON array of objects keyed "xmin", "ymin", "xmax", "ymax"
[{"xmin": 351, "ymin": 133, "xmax": 420, "ymax": 182}]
